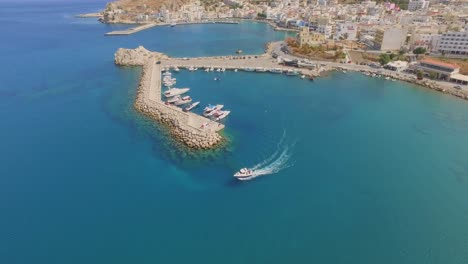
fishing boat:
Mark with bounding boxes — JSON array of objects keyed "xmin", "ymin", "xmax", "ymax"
[
  {"xmin": 301, "ymin": 75, "xmax": 306, "ymax": 79},
  {"xmin": 234, "ymin": 168, "xmax": 255, "ymax": 179},
  {"xmin": 286, "ymin": 69, "xmax": 299, "ymax": 76},
  {"xmin": 244, "ymin": 67, "xmax": 255, "ymax": 72},
  {"xmin": 167, "ymin": 96, "xmax": 180, "ymax": 103},
  {"xmin": 170, "ymin": 23, "xmax": 176, "ymax": 27},
  {"xmin": 184, "ymin": 101, "xmax": 200, "ymax": 112},
  {"xmin": 236, "ymin": 49, "xmax": 243, "ymax": 54},
  {"xmin": 214, "ymin": 77, "xmax": 221, "ymax": 81},
  {"xmin": 269, "ymin": 68, "xmax": 283, "ymax": 73},
  {"xmin": 221, "ymin": 68, "xmax": 226, "ymax": 72},
  {"xmin": 204, "ymin": 68, "xmax": 210, "ymax": 72},
  {"xmin": 209, "ymin": 67, "xmax": 214, "ymax": 71},
  {"xmin": 215, "ymin": 110, "xmax": 230, "ymax": 121},
  {"xmin": 175, "ymin": 96, "xmax": 192, "ymax": 105},
  {"xmin": 173, "ymin": 66, "xmax": 180, "ymax": 72},
  {"xmin": 216, "ymin": 68, "xmax": 221, "ymax": 72},
  {"xmin": 188, "ymin": 66, "xmax": 196, "ymax": 71},
  {"xmin": 163, "ymin": 88, "xmax": 190, "ymax": 98},
  {"xmin": 234, "ymin": 69, "xmax": 238, "ymax": 72},
  {"xmin": 162, "ymin": 71, "xmax": 172, "ymax": 76},
  {"xmin": 255, "ymin": 67, "xmax": 267, "ymax": 72}
]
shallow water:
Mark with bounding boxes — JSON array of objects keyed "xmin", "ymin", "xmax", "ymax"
[{"xmin": 1, "ymin": 1, "xmax": 468, "ymax": 264}]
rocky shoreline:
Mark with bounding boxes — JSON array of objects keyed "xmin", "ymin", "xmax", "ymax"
[{"xmin": 115, "ymin": 47, "xmax": 224, "ymax": 150}]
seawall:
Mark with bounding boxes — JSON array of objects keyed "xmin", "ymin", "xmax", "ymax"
[{"xmin": 115, "ymin": 47, "xmax": 224, "ymax": 149}]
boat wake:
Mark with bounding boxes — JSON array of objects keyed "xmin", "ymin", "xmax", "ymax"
[{"xmin": 238, "ymin": 131, "xmax": 293, "ymax": 181}]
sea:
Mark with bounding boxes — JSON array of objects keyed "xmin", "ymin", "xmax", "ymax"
[{"xmin": 1, "ymin": 1, "xmax": 468, "ymax": 263}]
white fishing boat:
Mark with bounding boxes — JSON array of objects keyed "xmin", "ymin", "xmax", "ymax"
[
  {"xmin": 385, "ymin": 76, "xmax": 390, "ymax": 80},
  {"xmin": 255, "ymin": 67, "xmax": 267, "ymax": 72},
  {"xmin": 170, "ymin": 23, "xmax": 176, "ymax": 27},
  {"xmin": 215, "ymin": 110, "xmax": 230, "ymax": 121},
  {"xmin": 234, "ymin": 69, "xmax": 238, "ymax": 72},
  {"xmin": 175, "ymin": 96, "xmax": 192, "ymax": 105},
  {"xmin": 234, "ymin": 168, "xmax": 255, "ymax": 179},
  {"xmin": 205, "ymin": 68, "xmax": 210, "ymax": 72},
  {"xmin": 286, "ymin": 69, "xmax": 299, "ymax": 76},
  {"xmin": 173, "ymin": 66, "xmax": 180, "ymax": 72},
  {"xmin": 184, "ymin": 101, "xmax": 200, "ymax": 112},
  {"xmin": 188, "ymin": 66, "xmax": 196, "ymax": 71},
  {"xmin": 163, "ymin": 88, "xmax": 190, "ymax": 98},
  {"xmin": 221, "ymin": 68, "xmax": 226, "ymax": 72},
  {"xmin": 162, "ymin": 71, "xmax": 172, "ymax": 76},
  {"xmin": 244, "ymin": 67, "xmax": 255, "ymax": 72},
  {"xmin": 269, "ymin": 68, "xmax": 283, "ymax": 73},
  {"xmin": 209, "ymin": 67, "xmax": 214, "ymax": 71},
  {"xmin": 167, "ymin": 96, "xmax": 180, "ymax": 103},
  {"xmin": 301, "ymin": 75, "xmax": 306, "ymax": 79}
]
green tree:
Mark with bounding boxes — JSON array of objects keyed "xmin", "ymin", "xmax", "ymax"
[
  {"xmin": 416, "ymin": 70, "xmax": 424, "ymax": 80},
  {"xmin": 429, "ymin": 72, "xmax": 437, "ymax": 79},
  {"xmin": 413, "ymin": 47, "xmax": 427, "ymax": 54},
  {"xmin": 379, "ymin": 54, "xmax": 391, "ymax": 65}
]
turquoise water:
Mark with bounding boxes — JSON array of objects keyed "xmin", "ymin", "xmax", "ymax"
[{"xmin": 2, "ymin": 1, "xmax": 468, "ymax": 263}]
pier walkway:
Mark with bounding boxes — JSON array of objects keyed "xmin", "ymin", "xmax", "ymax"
[{"xmin": 147, "ymin": 62, "xmax": 224, "ymax": 133}]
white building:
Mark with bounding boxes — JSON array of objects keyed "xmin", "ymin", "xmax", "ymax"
[
  {"xmin": 435, "ymin": 31, "xmax": 468, "ymax": 56},
  {"xmin": 408, "ymin": 0, "xmax": 430, "ymax": 12},
  {"xmin": 374, "ymin": 27, "xmax": 407, "ymax": 51},
  {"xmin": 317, "ymin": 23, "xmax": 333, "ymax": 38}
]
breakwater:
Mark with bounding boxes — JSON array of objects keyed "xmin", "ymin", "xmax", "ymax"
[{"xmin": 115, "ymin": 47, "xmax": 224, "ymax": 149}]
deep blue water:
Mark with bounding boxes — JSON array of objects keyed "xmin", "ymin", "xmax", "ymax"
[{"xmin": 1, "ymin": 1, "xmax": 468, "ymax": 264}]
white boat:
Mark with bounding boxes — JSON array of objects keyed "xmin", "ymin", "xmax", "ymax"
[
  {"xmin": 255, "ymin": 67, "xmax": 267, "ymax": 72},
  {"xmin": 209, "ymin": 67, "xmax": 214, "ymax": 71},
  {"xmin": 203, "ymin": 104, "xmax": 224, "ymax": 116},
  {"xmin": 342, "ymin": 70, "xmax": 347, "ymax": 73},
  {"xmin": 269, "ymin": 68, "xmax": 283, "ymax": 73},
  {"xmin": 188, "ymin": 66, "xmax": 196, "ymax": 71},
  {"xmin": 167, "ymin": 96, "xmax": 180, "ymax": 103},
  {"xmin": 173, "ymin": 66, "xmax": 180, "ymax": 72},
  {"xmin": 215, "ymin": 110, "xmax": 230, "ymax": 121},
  {"xmin": 234, "ymin": 69, "xmax": 238, "ymax": 72},
  {"xmin": 170, "ymin": 23, "xmax": 176, "ymax": 27},
  {"xmin": 221, "ymin": 68, "xmax": 226, "ymax": 72},
  {"xmin": 162, "ymin": 72, "xmax": 172, "ymax": 76},
  {"xmin": 234, "ymin": 168, "xmax": 255, "ymax": 179},
  {"xmin": 184, "ymin": 101, "xmax": 200, "ymax": 112},
  {"xmin": 301, "ymin": 75, "xmax": 306, "ymax": 79},
  {"xmin": 286, "ymin": 69, "xmax": 299, "ymax": 76},
  {"xmin": 205, "ymin": 68, "xmax": 210, "ymax": 72},
  {"xmin": 163, "ymin": 88, "xmax": 190, "ymax": 98},
  {"xmin": 175, "ymin": 96, "xmax": 192, "ymax": 105},
  {"xmin": 385, "ymin": 76, "xmax": 390, "ymax": 80},
  {"xmin": 244, "ymin": 67, "xmax": 255, "ymax": 72}
]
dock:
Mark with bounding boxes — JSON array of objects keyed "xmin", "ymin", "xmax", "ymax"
[
  {"xmin": 105, "ymin": 23, "xmax": 159, "ymax": 36},
  {"xmin": 147, "ymin": 61, "xmax": 224, "ymax": 133}
]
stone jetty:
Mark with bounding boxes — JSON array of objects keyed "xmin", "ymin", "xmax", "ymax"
[{"xmin": 115, "ymin": 47, "xmax": 224, "ymax": 150}]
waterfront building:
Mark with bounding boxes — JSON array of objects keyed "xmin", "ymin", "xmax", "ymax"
[
  {"xmin": 298, "ymin": 27, "xmax": 326, "ymax": 46},
  {"xmin": 373, "ymin": 27, "xmax": 407, "ymax": 51},
  {"xmin": 408, "ymin": 0, "xmax": 430, "ymax": 11},
  {"xmin": 317, "ymin": 23, "xmax": 333, "ymax": 39},
  {"xmin": 416, "ymin": 58, "xmax": 459, "ymax": 80},
  {"xmin": 435, "ymin": 30, "xmax": 468, "ymax": 56}
]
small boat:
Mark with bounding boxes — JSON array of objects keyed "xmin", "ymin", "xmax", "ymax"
[
  {"xmin": 244, "ymin": 68, "xmax": 255, "ymax": 72},
  {"xmin": 205, "ymin": 68, "xmax": 210, "ymax": 72},
  {"xmin": 215, "ymin": 110, "xmax": 230, "ymax": 121},
  {"xmin": 221, "ymin": 68, "xmax": 226, "ymax": 72},
  {"xmin": 175, "ymin": 96, "xmax": 192, "ymax": 105},
  {"xmin": 214, "ymin": 77, "xmax": 221, "ymax": 81},
  {"xmin": 234, "ymin": 69, "xmax": 238, "ymax": 72},
  {"xmin": 216, "ymin": 68, "xmax": 221, "ymax": 72},
  {"xmin": 164, "ymin": 88, "xmax": 190, "ymax": 98},
  {"xmin": 269, "ymin": 68, "xmax": 283, "ymax": 73},
  {"xmin": 234, "ymin": 168, "xmax": 255, "ymax": 179},
  {"xmin": 342, "ymin": 70, "xmax": 347, "ymax": 73},
  {"xmin": 162, "ymin": 72, "xmax": 172, "ymax": 76},
  {"xmin": 167, "ymin": 96, "xmax": 180, "ymax": 103},
  {"xmin": 173, "ymin": 66, "xmax": 180, "ymax": 72},
  {"xmin": 236, "ymin": 49, "xmax": 243, "ymax": 54},
  {"xmin": 255, "ymin": 67, "xmax": 267, "ymax": 72},
  {"xmin": 209, "ymin": 67, "xmax": 214, "ymax": 72},
  {"xmin": 301, "ymin": 75, "xmax": 306, "ymax": 79},
  {"xmin": 170, "ymin": 23, "xmax": 176, "ymax": 27},
  {"xmin": 184, "ymin": 101, "xmax": 200, "ymax": 112},
  {"xmin": 203, "ymin": 104, "xmax": 224, "ymax": 116},
  {"xmin": 286, "ymin": 69, "xmax": 299, "ymax": 76},
  {"xmin": 188, "ymin": 66, "xmax": 196, "ymax": 71},
  {"xmin": 385, "ymin": 76, "xmax": 390, "ymax": 80}
]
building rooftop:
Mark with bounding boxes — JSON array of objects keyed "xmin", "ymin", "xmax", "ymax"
[{"xmin": 420, "ymin": 58, "xmax": 459, "ymax": 70}]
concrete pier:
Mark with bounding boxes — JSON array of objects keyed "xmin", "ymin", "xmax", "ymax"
[{"xmin": 105, "ymin": 23, "xmax": 159, "ymax": 36}]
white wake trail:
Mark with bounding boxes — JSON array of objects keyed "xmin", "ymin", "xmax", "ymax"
[{"xmin": 238, "ymin": 146, "xmax": 292, "ymax": 181}]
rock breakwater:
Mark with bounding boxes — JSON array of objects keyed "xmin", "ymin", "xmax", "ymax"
[{"xmin": 115, "ymin": 47, "xmax": 224, "ymax": 150}]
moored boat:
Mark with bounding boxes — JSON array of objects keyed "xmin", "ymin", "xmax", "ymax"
[
  {"xmin": 244, "ymin": 67, "xmax": 255, "ymax": 72},
  {"xmin": 184, "ymin": 101, "xmax": 200, "ymax": 112},
  {"xmin": 269, "ymin": 68, "xmax": 283, "ymax": 73},
  {"xmin": 286, "ymin": 69, "xmax": 299, "ymax": 76},
  {"xmin": 167, "ymin": 95, "xmax": 180, "ymax": 103},
  {"xmin": 255, "ymin": 67, "xmax": 267, "ymax": 72},
  {"xmin": 215, "ymin": 110, "xmax": 230, "ymax": 121},
  {"xmin": 164, "ymin": 88, "xmax": 190, "ymax": 98},
  {"xmin": 175, "ymin": 96, "xmax": 192, "ymax": 105},
  {"xmin": 203, "ymin": 104, "xmax": 224, "ymax": 116}
]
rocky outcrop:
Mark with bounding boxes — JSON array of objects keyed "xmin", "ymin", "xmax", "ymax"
[{"xmin": 114, "ymin": 46, "xmax": 166, "ymax": 66}]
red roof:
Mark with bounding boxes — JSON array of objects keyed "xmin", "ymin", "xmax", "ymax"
[{"xmin": 420, "ymin": 59, "xmax": 459, "ymax": 70}]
